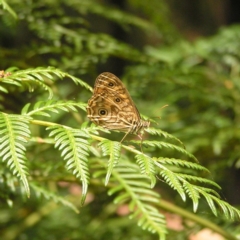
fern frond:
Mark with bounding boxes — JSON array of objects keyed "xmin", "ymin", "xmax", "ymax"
[
  {"xmin": 106, "ymin": 161, "xmax": 167, "ymax": 239},
  {"xmin": 135, "ymin": 154, "xmax": 156, "ymax": 188},
  {"xmin": 177, "ymin": 173, "xmax": 221, "ymax": 189},
  {"xmin": 2, "ymin": 67, "xmax": 53, "ymax": 97},
  {"xmin": 47, "ymin": 126, "xmax": 90, "ymax": 205},
  {"xmin": 63, "ymin": 71, "xmax": 93, "ymax": 91},
  {"xmin": 159, "ymin": 169, "xmax": 186, "ymax": 201},
  {"xmin": 82, "ymin": 2, "xmax": 157, "ymax": 32},
  {"xmin": 0, "ymin": 113, "xmax": 31, "ymax": 196},
  {"xmin": 154, "ymin": 160, "xmax": 211, "ymax": 208},
  {"xmin": 85, "ymin": 122, "xmax": 105, "ymax": 136},
  {"xmin": 182, "ymin": 181, "xmax": 200, "ymax": 212},
  {"xmin": 0, "ymin": 0, "xmax": 17, "ymax": 19},
  {"xmin": 0, "ymin": 85, "xmax": 8, "ymax": 93},
  {"xmin": 146, "ymin": 128, "xmax": 185, "ymax": 147},
  {"xmin": 195, "ymin": 186, "xmax": 220, "ymax": 198},
  {"xmin": 21, "ymin": 100, "xmax": 86, "ymax": 117},
  {"xmin": 30, "ymin": 182, "xmax": 79, "ymax": 213},
  {"xmin": 3, "ymin": 67, "xmax": 92, "ymax": 98},
  {"xmin": 201, "ymin": 189, "xmax": 240, "ymax": 219},
  {"xmin": 199, "ymin": 187, "xmax": 240, "ymax": 219},
  {"xmin": 98, "ymin": 140, "xmax": 121, "ymax": 186},
  {"xmin": 154, "ymin": 158, "xmax": 240, "ymax": 218},
  {"xmin": 140, "ymin": 140, "xmax": 197, "ymax": 161},
  {"xmin": 156, "ymin": 157, "xmax": 209, "ymax": 173}
]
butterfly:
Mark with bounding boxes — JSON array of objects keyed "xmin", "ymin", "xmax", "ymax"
[{"xmin": 87, "ymin": 72, "xmax": 150, "ymax": 143}]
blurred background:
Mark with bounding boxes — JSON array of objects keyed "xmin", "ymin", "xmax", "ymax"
[{"xmin": 0, "ymin": 0, "xmax": 240, "ymax": 239}]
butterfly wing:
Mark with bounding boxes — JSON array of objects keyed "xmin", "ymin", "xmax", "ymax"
[{"xmin": 87, "ymin": 72, "xmax": 142, "ymax": 132}]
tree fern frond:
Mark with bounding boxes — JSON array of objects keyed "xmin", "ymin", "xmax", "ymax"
[
  {"xmin": 135, "ymin": 154, "xmax": 157, "ymax": 188},
  {"xmin": 154, "ymin": 159, "xmax": 239, "ymax": 217},
  {"xmin": 107, "ymin": 161, "xmax": 167, "ymax": 238},
  {"xmin": 155, "ymin": 157, "xmax": 209, "ymax": 173},
  {"xmin": 199, "ymin": 189, "xmax": 217, "ymax": 216},
  {"xmin": 0, "ymin": 0, "xmax": 17, "ymax": 19},
  {"xmin": 21, "ymin": 100, "xmax": 86, "ymax": 117},
  {"xmin": 3, "ymin": 68, "xmax": 54, "ymax": 98},
  {"xmin": 47, "ymin": 126, "xmax": 90, "ymax": 205},
  {"xmin": 0, "ymin": 85, "xmax": 8, "ymax": 93},
  {"xmin": 146, "ymin": 128, "xmax": 185, "ymax": 147},
  {"xmin": 78, "ymin": 1, "xmax": 157, "ymax": 32},
  {"xmin": 202, "ymin": 192, "xmax": 240, "ymax": 220},
  {"xmin": 196, "ymin": 186, "xmax": 220, "ymax": 198},
  {"xmin": 30, "ymin": 182, "xmax": 79, "ymax": 213},
  {"xmin": 177, "ymin": 173, "xmax": 221, "ymax": 189},
  {"xmin": 141, "ymin": 140, "xmax": 198, "ymax": 161},
  {"xmin": 63, "ymin": 71, "xmax": 93, "ymax": 92},
  {"xmin": 159, "ymin": 169, "xmax": 186, "ymax": 201},
  {"xmin": 182, "ymin": 181, "xmax": 200, "ymax": 212},
  {"xmin": 4, "ymin": 67, "xmax": 92, "ymax": 98},
  {"xmin": 85, "ymin": 123, "xmax": 106, "ymax": 137},
  {"xmin": 98, "ymin": 140, "xmax": 121, "ymax": 186},
  {"xmin": 0, "ymin": 113, "xmax": 31, "ymax": 196}
]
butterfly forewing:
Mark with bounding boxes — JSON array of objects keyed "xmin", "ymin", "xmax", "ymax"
[{"xmin": 87, "ymin": 72, "xmax": 150, "ymax": 139}]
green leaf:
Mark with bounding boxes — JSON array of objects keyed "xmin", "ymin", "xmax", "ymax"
[
  {"xmin": 135, "ymin": 154, "xmax": 157, "ymax": 188},
  {"xmin": 31, "ymin": 182, "xmax": 79, "ymax": 213},
  {"xmin": 47, "ymin": 126, "xmax": 90, "ymax": 205},
  {"xmin": 98, "ymin": 140, "xmax": 121, "ymax": 186},
  {"xmin": 0, "ymin": 113, "xmax": 31, "ymax": 196},
  {"xmin": 22, "ymin": 100, "xmax": 86, "ymax": 117},
  {"xmin": 105, "ymin": 161, "xmax": 166, "ymax": 238}
]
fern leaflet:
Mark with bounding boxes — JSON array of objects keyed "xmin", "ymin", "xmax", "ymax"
[
  {"xmin": 31, "ymin": 182, "xmax": 79, "ymax": 213},
  {"xmin": 135, "ymin": 154, "xmax": 156, "ymax": 188},
  {"xmin": 0, "ymin": 113, "xmax": 31, "ymax": 196},
  {"xmin": 146, "ymin": 127, "xmax": 185, "ymax": 147},
  {"xmin": 22, "ymin": 100, "xmax": 86, "ymax": 117},
  {"xmin": 47, "ymin": 126, "xmax": 90, "ymax": 205},
  {"xmin": 98, "ymin": 140, "xmax": 121, "ymax": 186},
  {"xmin": 3, "ymin": 67, "xmax": 92, "ymax": 98},
  {"xmin": 105, "ymin": 161, "xmax": 167, "ymax": 239},
  {"xmin": 154, "ymin": 159, "xmax": 240, "ymax": 218},
  {"xmin": 140, "ymin": 140, "xmax": 197, "ymax": 161}
]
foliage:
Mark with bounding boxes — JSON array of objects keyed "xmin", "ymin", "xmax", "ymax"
[{"xmin": 0, "ymin": 1, "xmax": 240, "ymax": 240}]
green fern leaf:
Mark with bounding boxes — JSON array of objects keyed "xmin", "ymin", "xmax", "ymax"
[
  {"xmin": 98, "ymin": 140, "xmax": 121, "ymax": 186},
  {"xmin": 107, "ymin": 161, "xmax": 167, "ymax": 238},
  {"xmin": 0, "ymin": 0, "xmax": 17, "ymax": 19},
  {"xmin": 30, "ymin": 182, "xmax": 79, "ymax": 213},
  {"xmin": 196, "ymin": 186, "xmax": 220, "ymax": 198},
  {"xmin": 146, "ymin": 127, "xmax": 185, "ymax": 147},
  {"xmin": 182, "ymin": 181, "xmax": 200, "ymax": 212},
  {"xmin": 0, "ymin": 85, "xmax": 8, "ymax": 93},
  {"xmin": 5, "ymin": 67, "xmax": 92, "ymax": 99},
  {"xmin": 141, "ymin": 140, "xmax": 198, "ymax": 161},
  {"xmin": 159, "ymin": 169, "xmax": 186, "ymax": 201},
  {"xmin": 156, "ymin": 157, "xmax": 209, "ymax": 173},
  {"xmin": 135, "ymin": 154, "xmax": 156, "ymax": 188},
  {"xmin": 177, "ymin": 173, "xmax": 221, "ymax": 189},
  {"xmin": 0, "ymin": 113, "xmax": 31, "ymax": 196},
  {"xmin": 198, "ymin": 188, "xmax": 218, "ymax": 216},
  {"xmin": 197, "ymin": 186, "xmax": 240, "ymax": 220},
  {"xmin": 47, "ymin": 126, "xmax": 90, "ymax": 205},
  {"xmin": 22, "ymin": 100, "xmax": 86, "ymax": 117}
]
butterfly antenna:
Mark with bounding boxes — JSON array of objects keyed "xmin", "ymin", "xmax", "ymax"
[{"xmin": 150, "ymin": 104, "xmax": 169, "ymax": 125}]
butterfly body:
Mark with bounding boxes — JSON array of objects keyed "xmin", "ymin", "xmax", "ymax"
[{"xmin": 87, "ymin": 72, "xmax": 150, "ymax": 141}]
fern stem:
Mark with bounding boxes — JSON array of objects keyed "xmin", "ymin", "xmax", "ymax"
[{"xmin": 30, "ymin": 119, "xmax": 68, "ymax": 128}]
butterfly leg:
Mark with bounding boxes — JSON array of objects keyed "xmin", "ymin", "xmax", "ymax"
[
  {"xmin": 120, "ymin": 130, "xmax": 131, "ymax": 143},
  {"xmin": 138, "ymin": 134, "xmax": 144, "ymax": 153}
]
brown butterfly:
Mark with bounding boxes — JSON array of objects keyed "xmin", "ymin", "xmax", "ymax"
[{"xmin": 87, "ymin": 72, "xmax": 150, "ymax": 143}]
